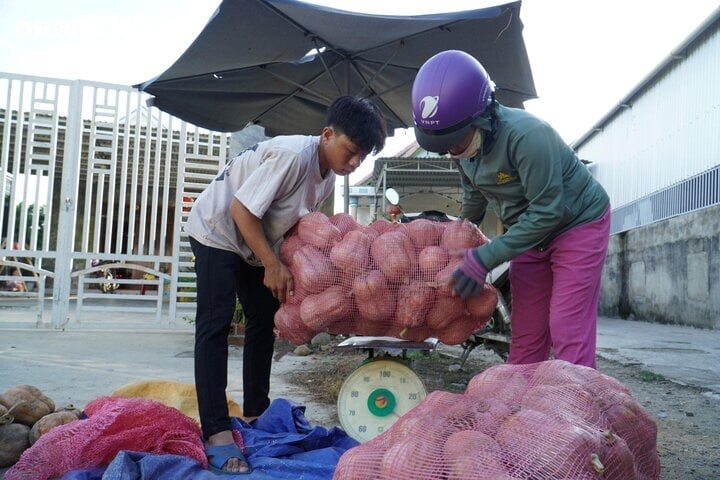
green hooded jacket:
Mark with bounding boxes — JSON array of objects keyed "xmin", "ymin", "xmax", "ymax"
[{"xmin": 458, "ymin": 103, "xmax": 610, "ymax": 270}]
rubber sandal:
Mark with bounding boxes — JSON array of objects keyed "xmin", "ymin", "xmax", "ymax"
[{"xmin": 204, "ymin": 442, "xmax": 252, "ymax": 475}]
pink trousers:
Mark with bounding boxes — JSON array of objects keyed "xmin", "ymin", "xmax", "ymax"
[{"xmin": 507, "ymin": 208, "xmax": 611, "ymax": 368}]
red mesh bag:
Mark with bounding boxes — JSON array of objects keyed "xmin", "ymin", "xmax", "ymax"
[
  {"xmin": 274, "ymin": 213, "xmax": 496, "ymax": 345},
  {"xmin": 333, "ymin": 360, "xmax": 660, "ymax": 480},
  {"xmin": 5, "ymin": 396, "xmax": 209, "ymax": 480}
]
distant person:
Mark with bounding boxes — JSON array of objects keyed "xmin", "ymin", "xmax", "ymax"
[
  {"xmin": 4, "ymin": 266, "xmax": 26, "ymax": 292},
  {"xmin": 411, "ymin": 50, "xmax": 610, "ymax": 369},
  {"xmin": 184, "ymin": 96, "xmax": 386, "ymax": 474}
]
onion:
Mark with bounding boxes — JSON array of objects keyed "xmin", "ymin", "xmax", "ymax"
[
  {"xmin": 291, "ymin": 244, "xmax": 337, "ymax": 293},
  {"xmin": 444, "ymin": 430, "xmax": 511, "ymax": 479},
  {"xmin": 329, "ymin": 230, "xmax": 371, "ymax": 274},
  {"xmin": 299, "ymin": 285, "xmax": 352, "ymax": 331},
  {"xmin": 521, "ymin": 383, "xmax": 605, "ymax": 428},
  {"xmin": 369, "ymin": 218, "xmax": 398, "ymax": 235},
  {"xmin": 597, "ymin": 430, "xmax": 639, "ymax": 480},
  {"xmin": 468, "ymin": 397, "xmax": 513, "ymax": 437},
  {"xmin": 297, "ymin": 212, "xmax": 341, "ymax": 250},
  {"xmin": 333, "ymin": 444, "xmax": 383, "ymax": 480},
  {"xmin": 352, "ymin": 270, "xmax": 396, "ymax": 324},
  {"xmin": 496, "ymin": 409, "xmax": 604, "ymax": 478},
  {"xmin": 465, "ymin": 283, "xmax": 498, "ymax": 322},
  {"xmin": 602, "ymin": 392, "xmax": 659, "ymax": 478},
  {"xmin": 441, "ymin": 219, "xmax": 488, "ymax": 251},
  {"xmin": 418, "ymin": 246, "xmax": 449, "ymax": 279},
  {"xmin": 465, "ymin": 364, "xmax": 529, "ymax": 409},
  {"xmin": 371, "ymin": 230, "xmax": 416, "ymax": 283},
  {"xmin": 279, "ymin": 235, "xmax": 305, "ymax": 266},
  {"xmin": 437, "ymin": 323, "xmax": 476, "ymax": 346},
  {"xmin": 395, "ymin": 280, "xmax": 434, "ymax": 328},
  {"xmin": 404, "ymin": 219, "xmax": 445, "ymax": 249},
  {"xmin": 435, "ymin": 258, "xmax": 462, "ymax": 296},
  {"xmin": 379, "ymin": 422, "xmax": 444, "ymax": 478},
  {"xmin": 329, "ymin": 212, "xmax": 360, "ymax": 237},
  {"xmin": 425, "ymin": 295, "xmax": 467, "ymax": 330},
  {"xmin": 274, "ymin": 304, "xmax": 315, "ymax": 345},
  {"xmin": 532, "ymin": 359, "xmax": 631, "ymax": 399}
]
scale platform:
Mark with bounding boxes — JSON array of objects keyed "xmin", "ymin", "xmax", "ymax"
[
  {"xmin": 335, "ymin": 336, "xmax": 438, "ymax": 442},
  {"xmin": 336, "ymin": 335, "xmax": 439, "ymax": 352}
]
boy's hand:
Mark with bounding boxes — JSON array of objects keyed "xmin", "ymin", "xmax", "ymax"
[{"xmin": 263, "ymin": 260, "xmax": 294, "ymax": 303}]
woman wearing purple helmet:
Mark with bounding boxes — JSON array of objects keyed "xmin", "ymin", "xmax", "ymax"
[{"xmin": 412, "ymin": 50, "xmax": 610, "ymax": 369}]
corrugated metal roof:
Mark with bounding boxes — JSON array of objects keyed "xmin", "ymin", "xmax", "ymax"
[
  {"xmin": 573, "ymin": 6, "xmax": 720, "ymax": 149},
  {"xmin": 371, "ymin": 157, "xmax": 462, "ymax": 190}
]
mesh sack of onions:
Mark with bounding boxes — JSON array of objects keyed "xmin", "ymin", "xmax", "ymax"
[
  {"xmin": 273, "ymin": 212, "xmax": 497, "ymax": 345},
  {"xmin": 333, "ymin": 359, "xmax": 660, "ymax": 480}
]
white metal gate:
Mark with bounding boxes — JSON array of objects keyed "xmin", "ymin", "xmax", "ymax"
[{"xmin": 0, "ymin": 72, "xmax": 228, "ymax": 328}]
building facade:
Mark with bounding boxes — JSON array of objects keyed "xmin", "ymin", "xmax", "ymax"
[{"xmin": 574, "ymin": 8, "xmax": 720, "ymax": 328}]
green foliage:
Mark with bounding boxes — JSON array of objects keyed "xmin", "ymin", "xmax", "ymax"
[
  {"xmin": 1, "ymin": 194, "xmax": 46, "ymax": 248},
  {"xmin": 232, "ymin": 297, "xmax": 246, "ymax": 325},
  {"xmin": 177, "ymin": 275, "xmax": 197, "ymax": 303},
  {"xmin": 182, "ymin": 295, "xmax": 246, "ymax": 326},
  {"xmin": 639, "ymin": 370, "xmax": 666, "ymax": 382}
]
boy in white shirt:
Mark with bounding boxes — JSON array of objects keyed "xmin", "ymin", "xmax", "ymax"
[{"xmin": 185, "ymin": 96, "xmax": 386, "ymax": 474}]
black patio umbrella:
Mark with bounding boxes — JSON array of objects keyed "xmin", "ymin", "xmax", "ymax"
[{"xmin": 136, "ymin": 0, "xmax": 536, "ymax": 135}]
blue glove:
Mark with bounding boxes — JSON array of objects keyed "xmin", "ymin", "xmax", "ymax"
[{"xmin": 452, "ymin": 249, "xmax": 489, "ymax": 299}]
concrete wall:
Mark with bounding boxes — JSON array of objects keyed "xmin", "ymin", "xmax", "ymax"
[{"xmin": 600, "ymin": 204, "xmax": 719, "ymax": 329}]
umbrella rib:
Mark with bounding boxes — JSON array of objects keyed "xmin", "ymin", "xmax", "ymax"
[
  {"xmin": 351, "ymin": 20, "xmax": 462, "ymax": 59},
  {"xmin": 257, "ymin": 0, "xmax": 353, "ymax": 98},
  {"xmin": 347, "ymin": 62, "xmax": 410, "ymax": 128},
  {"xmin": 353, "ymin": 45, "xmax": 400, "ymax": 98},
  {"xmin": 351, "ymin": 5, "xmax": 516, "ymax": 61},
  {"xmin": 257, "ymin": 0, "xmax": 344, "ymax": 58},
  {"xmin": 260, "ymin": 67, "xmax": 334, "ymax": 103},
  {"xmin": 251, "ymin": 58, "xmax": 347, "ymax": 126},
  {"xmin": 363, "ymin": 84, "xmax": 413, "ymax": 128},
  {"xmin": 312, "ymin": 38, "xmax": 344, "ymax": 96}
]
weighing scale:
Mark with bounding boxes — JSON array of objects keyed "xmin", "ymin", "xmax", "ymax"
[{"xmin": 335, "ymin": 336, "xmax": 438, "ymax": 442}]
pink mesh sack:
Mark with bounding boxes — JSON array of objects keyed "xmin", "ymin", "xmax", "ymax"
[
  {"xmin": 274, "ymin": 212, "xmax": 496, "ymax": 345},
  {"xmin": 5, "ymin": 396, "xmax": 207, "ymax": 480},
  {"xmin": 333, "ymin": 360, "xmax": 660, "ymax": 480}
]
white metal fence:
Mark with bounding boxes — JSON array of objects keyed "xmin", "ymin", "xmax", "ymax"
[
  {"xmin": 610, "ymin": 164, "xmax": 720, "ymax": 234},
  {"xmin": 0, "ymin": 72, "xmax": 228, "ymax": 328}
]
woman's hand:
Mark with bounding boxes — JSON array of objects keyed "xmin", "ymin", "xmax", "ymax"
[{"xmin": 451, "ymin": 248, "xmax": 489, "ymax": 299}]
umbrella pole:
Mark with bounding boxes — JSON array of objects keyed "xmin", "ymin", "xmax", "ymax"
[{"xmin": 344, "ymin": 58, "xmax": 351, "ymax": 214}]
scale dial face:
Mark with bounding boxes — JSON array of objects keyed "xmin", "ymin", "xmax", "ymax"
[{"xmin": 337, "ymin": 358, "xmax": 427, "ymax": 443}]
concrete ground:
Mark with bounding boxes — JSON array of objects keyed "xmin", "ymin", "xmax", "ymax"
[
  {"xmin": 2, "ymin": 312, "xmax": 719, "ymax": 423},
  {"xmin": 595, "ymin": 317, "xmax": 720, "ymax": 394},
  {"xmin": 2, "ymin": 310, "xmax": 720, "ymax": 479},
  {"xmin": 0, "ymin": 326, "xmax": 338, "ymax": 429}
]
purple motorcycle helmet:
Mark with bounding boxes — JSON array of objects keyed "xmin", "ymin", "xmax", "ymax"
[{"xmin": 412, "ymin": 50, "xmax": 494, "ymax": 154}]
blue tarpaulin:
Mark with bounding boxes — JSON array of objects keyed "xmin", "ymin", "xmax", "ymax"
[{"xmin": 61, "ymin": 398, "xmax": 358, "ymax": 480}]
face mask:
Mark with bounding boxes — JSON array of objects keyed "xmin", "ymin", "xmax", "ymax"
[{"xmin": 451, "ymin": 129, "xmax": 482, "ymax": 160}]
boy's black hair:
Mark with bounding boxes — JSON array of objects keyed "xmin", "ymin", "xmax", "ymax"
[{"xmin": 325, "ymin": 96, "xmax": 387, "ymax": 155}]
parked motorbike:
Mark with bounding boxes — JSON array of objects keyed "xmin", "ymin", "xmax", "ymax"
[{"xmin": 90, "ymin": 259, "xmax": 121, "ymax": 294}]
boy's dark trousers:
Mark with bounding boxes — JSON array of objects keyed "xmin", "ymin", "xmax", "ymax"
[{"xmin": 190, "ymin": 237, "xmax": 278, "ymax": 438}]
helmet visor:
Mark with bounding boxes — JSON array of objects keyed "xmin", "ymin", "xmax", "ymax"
[{"xmin": 414, "ymin": 122, "xmax": 473, "ymax": 155}]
